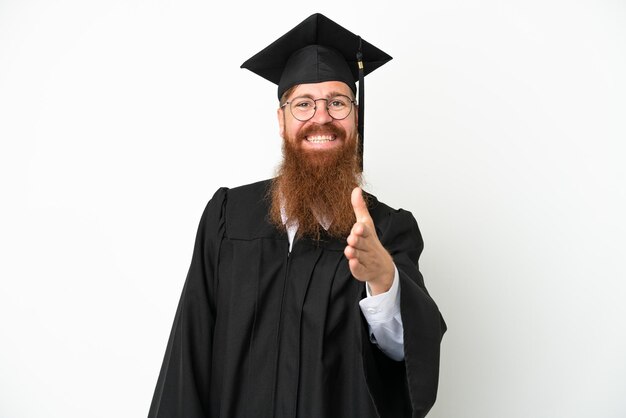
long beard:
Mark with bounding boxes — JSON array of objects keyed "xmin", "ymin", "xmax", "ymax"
[{"xmin": 268, "ymin": 123, "xmax": 362, "ymax": 241}]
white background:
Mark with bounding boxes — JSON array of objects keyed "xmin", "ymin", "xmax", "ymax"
[{"xmin": 1, "ymin": 1, "xmax": 625, "ymax": 417}]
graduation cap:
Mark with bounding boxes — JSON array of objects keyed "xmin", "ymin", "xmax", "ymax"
[{"xmin": 241, "ymin": 13, "xmax": 392, "ymax": 171}]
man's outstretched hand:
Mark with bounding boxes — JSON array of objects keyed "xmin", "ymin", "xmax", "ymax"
[{"xmin": 344, "ymin": 187, "xmax": 395, "ymax": 295}]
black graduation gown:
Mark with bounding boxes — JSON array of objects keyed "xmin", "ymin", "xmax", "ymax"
[{"xmin": 148, "ymin": 179, "xmax": 446, "ymax": 418}]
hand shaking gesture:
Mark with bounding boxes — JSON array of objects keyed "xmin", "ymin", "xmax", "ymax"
[{"xmin": 344, "ymin": 187, "xmax": 395, "ymax": 295}]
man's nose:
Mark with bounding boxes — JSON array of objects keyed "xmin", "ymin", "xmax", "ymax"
[{"xmin": 310, "ymin": 100, "xmax": 333, "ymax": 124}]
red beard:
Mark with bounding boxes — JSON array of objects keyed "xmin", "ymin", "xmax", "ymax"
[{"xmin": 268, "ymin": 123, "xmax": 362, "ymax": 240}]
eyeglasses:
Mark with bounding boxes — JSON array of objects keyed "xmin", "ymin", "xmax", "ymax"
[{"xmin": 280, "ymin": 95, "xmax": 356, "ymax": 122}]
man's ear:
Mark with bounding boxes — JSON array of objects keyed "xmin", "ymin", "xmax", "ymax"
[{"xmin": 277, "ymin": 107, "xmax": 285, "ymax": 138}]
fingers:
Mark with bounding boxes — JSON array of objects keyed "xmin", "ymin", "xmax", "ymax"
[
  {"xmin": 345, "ymin": 251, "xmax": 367, "ymax": 279},
  {"xmin": 347, "ymin": 189, "xmax": 374, "ymax": 254},
  {"xmin": 349, "ymin": 221, "xmax": 369, "ymax": 241},
  {"xmin": 344, "ymin": 245, "xmax": 358, "ymax": 260},
  {"xmin": 346, "ymin": 188, "xmax": 395, "ymax": 288},
  {"xmin": 351, "ymin": 187, "xmax": 371, "ymax": 223},
  {"xmin": 347, "ymin": 187, "xmax": 381, "ymax": 281},
  {"xmin": 348, "ymin": 258, "xmax": 363, "ymax": 277}
]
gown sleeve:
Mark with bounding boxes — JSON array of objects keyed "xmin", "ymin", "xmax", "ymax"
[
  {"xmin": 148, "ymin": 187, "xmax": 228, "ymax": 418},
  {"xmin": 362, "ymin": 207, "xmax": 446, "ymax": 418}
]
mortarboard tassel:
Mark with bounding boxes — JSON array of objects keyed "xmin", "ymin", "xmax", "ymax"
[{"xmin": 356, "ymin": 37, "xmax": 365, "ymax": 172}]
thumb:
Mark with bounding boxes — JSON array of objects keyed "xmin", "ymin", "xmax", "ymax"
[{"xmin": 351, "ymin": 187, "xmax": 370, "ymax": 222}]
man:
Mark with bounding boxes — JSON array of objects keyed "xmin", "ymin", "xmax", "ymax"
[{"xmin": 149, "ymin": 13, "xmax": 445, "ymax": 418}]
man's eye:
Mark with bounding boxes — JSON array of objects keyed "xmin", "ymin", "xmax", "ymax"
[
  {"xmin": 295, "ymin": 101, "xmax": 313, "ymax": 108},
  {"xmin": 329, "ymin": 96, "xmax": 349, "ymax": 106}
]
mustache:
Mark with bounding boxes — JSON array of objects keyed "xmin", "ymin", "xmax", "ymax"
[{"xmin": 298, "ymin": 123, "xmax": 346, "ymax": 140}]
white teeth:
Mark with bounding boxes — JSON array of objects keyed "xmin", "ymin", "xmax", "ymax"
[{"xmin": 306, "ymin": 135, "xmax": 336, "ymax": 143}]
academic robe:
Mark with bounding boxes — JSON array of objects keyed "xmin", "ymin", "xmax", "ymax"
[{"xmin": 148, "ymin": 179, "xmax": 446, "ymax": 418}]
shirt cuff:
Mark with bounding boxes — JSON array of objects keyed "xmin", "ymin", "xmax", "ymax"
[{"xmin": 359, "ymin": 265, "xmax": 400, "ymax": 323}]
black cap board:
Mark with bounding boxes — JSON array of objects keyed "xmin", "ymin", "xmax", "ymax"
[{"xmin": 240, "ymin": 13, "xmax": 392, "ymax": 170}]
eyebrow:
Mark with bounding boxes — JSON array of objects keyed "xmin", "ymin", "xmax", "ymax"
[{"xmin": 292, "ymin": 91, "xmax": 353, "ymax": 100}]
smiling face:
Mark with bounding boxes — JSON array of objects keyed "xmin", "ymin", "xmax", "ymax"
[
  {"xmin": 277, "ymin": 81, "xmax": 358, "ymax": 155},
  {"xmin": 270, "ymin": 80, "xmax": 362, "ymax": 240}
]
